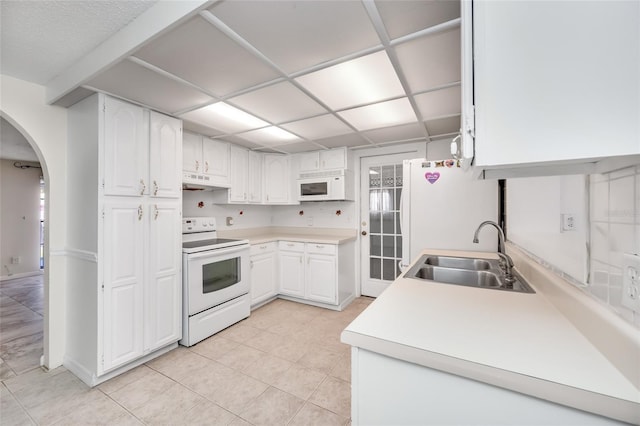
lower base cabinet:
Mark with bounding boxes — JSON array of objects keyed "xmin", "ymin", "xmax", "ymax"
[{"xmin": 250, "ymin": 243, "xmax": 278, "ymax": 307}]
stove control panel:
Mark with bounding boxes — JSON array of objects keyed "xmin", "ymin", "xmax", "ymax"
[{"xmin": 182, "ymin": 217, "xmax": 217, "ymax": 233}]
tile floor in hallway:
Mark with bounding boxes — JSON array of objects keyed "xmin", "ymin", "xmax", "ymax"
[{"xmin": 1, "ymin": 278, "xmax": 373, "ymax": 425}]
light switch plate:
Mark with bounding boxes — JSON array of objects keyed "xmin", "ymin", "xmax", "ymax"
[{"xmin": 621, "ymin": 253, "xmax": 640, "ymax": 313}]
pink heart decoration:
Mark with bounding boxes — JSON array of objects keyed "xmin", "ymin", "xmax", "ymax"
[{"xmin": 425, "ymin": 172, "xmax": 440, "ymax": 184}]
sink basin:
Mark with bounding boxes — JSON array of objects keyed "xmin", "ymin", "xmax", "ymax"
[
  {"xmin": 405, "ymin": 254, "xmax": 535, "ymax": 293},
  {"xmin": 413, "ymin": 266, "xmax": 502, "ymax": 288},
  {"xmin": 423, "ymin": 255, "xmax": 492, "ymax": 271}
]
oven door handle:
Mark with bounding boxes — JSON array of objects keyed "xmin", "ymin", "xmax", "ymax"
[{"xmin": 186, "ymin": 245, "xmax": 248, "ymax": 260}]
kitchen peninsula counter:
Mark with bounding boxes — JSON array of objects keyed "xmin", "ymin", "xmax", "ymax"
[
  {"xmin": 218, "ymin": 226, "xmax": 357, "ymax": 245},
  {"xmin": 341, "ymin": 246, "xmax": 640, "ymax": 425}
]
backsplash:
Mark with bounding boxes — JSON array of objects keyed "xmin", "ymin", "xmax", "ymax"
[
  {"xmin": 271, "ymin": 201, "xmax": 356, "ymax": 229},
  {"xmin": 182, "ymin": 190, "xmax": 273, "ymax": 230},
  {"xmin": 590, "ymin": 165, "xmax": 640, "ymax": 327}
]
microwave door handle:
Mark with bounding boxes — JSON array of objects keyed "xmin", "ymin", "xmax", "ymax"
[{"xmin": 186, "ymin": 245, "xmax": 248, "ymax": 260}]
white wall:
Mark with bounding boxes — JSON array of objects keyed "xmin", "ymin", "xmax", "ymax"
[
  {"xmin": 590, "ymin": 165, "xmax": 640, "ymax": 327},
  {"xmin": 272, "ymin": 201, "xmax": 356, "ymax": 229},
  {"xmin": 1, "ymin": 74, "xmax": 68, "ymax": 369},
  {"xmin": 183, "ymin": 190, "xmax": 273, "ymax": 230},
  {"xmin": 507, "ymin": 175, "xmax": 588, "ymax": 282},
  {"xmin": 0, "ymin": 159, "xmax": 42, "ymax": 277}
]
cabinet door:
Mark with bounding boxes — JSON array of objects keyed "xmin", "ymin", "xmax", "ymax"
[
  {"xmin": 103, "ymin": 97, "xmax": 148, "ymax": 197},
  {"xmin": 320, "ymin": 148, "xmax": 346, "ymax": 170},
  {"xmin": 248, "ymin": 151, "xmax": 263, "ymax": 203},
  {"xmin": 298, "ymin": 152, "xmax": 320, "ymax": 172},
  {"xmin": 229, "ymin": 145, "xmax": 248, "ymax": 203},
  {"xmin": 102, "ymin": 201, "xmax": 145, "ymax": 372},
  {"xmin": 473, "ymin": 1, "xmax": 640, "ymax": 167},
  {"xmin": 279, "ymin": 251, "xmax": 305, "ymax": 297},
  {"xmin": 250, "ymin": 251, "xmax": 277, "ymax": 306},
  {"xmin": 146, "ymin": 202, "xmax": 182, "ymax": 351},
  {"xmin": 306, "ymin": 253, "xmax": 337, "ymax": 304},
  {"xmin": 264, "ymin": 154, "xmax": 290, "ymax": 204},
  {"xmin": 183, "ymin": 133, "xmax": 202, "ymax": 174},
  {"xmin": 149, "ymin": 112, "xmax": 182, "ymax": 198},
  {"xmin": 202, "ymin": 139, "xmax": 230, "ymax": 185}
]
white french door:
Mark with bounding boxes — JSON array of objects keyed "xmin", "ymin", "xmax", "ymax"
[{"xmin": 360, "ymin": 153, "xmax": 417, "ymax": 297}]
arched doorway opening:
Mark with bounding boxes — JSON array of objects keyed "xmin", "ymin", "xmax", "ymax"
[{"xmin": 0, "ymin": 114, "xmax": 51, "ymax": 374}]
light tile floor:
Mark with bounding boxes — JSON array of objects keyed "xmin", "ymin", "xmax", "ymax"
[{"xmin": 1, "ymin": 276, "xmax": 373, "ymax": 425}]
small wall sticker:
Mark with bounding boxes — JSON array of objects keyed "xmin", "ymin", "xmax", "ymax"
[
  {"xmin": 336, "ymin": 210, "xmax": 342, "ymax": 216},
  {"xmin": 425, "ymin": 172, "xmax": 440, "ymax": 184},
  {"xmin": 197, "ymin": 201, "xmax": 204, "ymax": 208},
  {"xmin": 239, "ymin": 210, "xmax": 244, "ymax": 215},
  {"xmin": 299, "ymin": 210, "xmax": 304, "ymax": 216}
]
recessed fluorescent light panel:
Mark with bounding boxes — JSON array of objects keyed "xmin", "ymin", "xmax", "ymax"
[
  {"xmin": 295, "ymin": 51, "xmax": 405, "ymax": 110},
  {"xmin": 236, "ymin": 126, "xmax": 302, "ymax": 146},
  {"xmin": 337, "ymin": 98, "xmax": 417, "ymax": 131},
  {"xmin": 180, "ymin": 102, "xmax": 268, "ymax": 134}
]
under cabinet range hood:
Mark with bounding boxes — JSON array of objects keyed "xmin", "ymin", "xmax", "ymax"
[{"xmin": 182, "ymin": 171, "xmax": 231, "ymax": 191}]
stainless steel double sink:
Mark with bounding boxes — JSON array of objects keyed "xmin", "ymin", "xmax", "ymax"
[{"xmin": 405, "ymin": 254, "xmax": 535, "ymax": 293}]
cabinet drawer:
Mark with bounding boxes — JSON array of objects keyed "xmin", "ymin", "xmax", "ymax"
[
  {"xmin": 278, "ymin": 241, "xmax": 305, "ymax": 252},
  {"xmin": 250, "ymin": 242, "xmax": 277, "ymax": 255},
  {"xmin": 306, "ymin": 243, "xmax": 336, "ymax": 255}
]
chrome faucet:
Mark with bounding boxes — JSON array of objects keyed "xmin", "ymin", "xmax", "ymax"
[{"xmin": 473, "ymin": 221, "xmax": 515, "ymax": 287}]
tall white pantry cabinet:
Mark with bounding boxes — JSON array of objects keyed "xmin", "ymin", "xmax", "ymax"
[{"xmin": 65, "ymin": 93, "xmax": 183, "ymax": 386}]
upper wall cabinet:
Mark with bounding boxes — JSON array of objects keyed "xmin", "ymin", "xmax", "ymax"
[
  {"xmin": 182, "ymin": 133, "xmax": 230, "ymax": 188},
  {"xmin": 297, "ymin": 147, "xmax": 351, "ymax": 174},
  {"xmin": 466, "ymin": 0, "xmax": 640, "ymax": 178}
]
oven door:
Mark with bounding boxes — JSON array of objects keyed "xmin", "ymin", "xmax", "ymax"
[{"xmin": 184, "ymin": 244, "xmax": 250, "ymax": 316}]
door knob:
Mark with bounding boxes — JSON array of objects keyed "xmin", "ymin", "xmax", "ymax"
[{"xmin": 361, "ymin": 231, "xmax": 367, "ymax": 236}]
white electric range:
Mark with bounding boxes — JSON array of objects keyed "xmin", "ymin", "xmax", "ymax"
[{"xmin": 180, "ymin": 217, "xmax": 250, "ymax": 346}]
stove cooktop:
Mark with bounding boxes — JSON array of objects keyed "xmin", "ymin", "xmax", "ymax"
[{"xmin": 182, "ymin": 238, "xmax": 249, "ymax": 254}]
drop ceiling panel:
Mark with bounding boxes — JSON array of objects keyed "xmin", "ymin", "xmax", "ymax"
[
  {"xmin": 362, "ymin": 122, "xmax": 425, "ymax": 144},
  {"xmin": 425, "ymin": 115, "xmax": 461, "ymax": 136},
  {"xmin": 414, "ymin": 85, "xmax": 461, "ymax": 120},
  {"xmin": 182, "ymin": 119, "xmax": 225, "ymax": 138},
  {"xmin": 235, "ymin": 127, "xmax": 303, "ymax": 146},
  {"xmin": 281, "ymin": 114, "xmax": 354, "ymax": 140},
  {"xmin": 338, "ymin": 98, "xmax": 417, "ymax": 131},
  {"xmin": 228, "ymin": 82, "xmax": 327, "ymax": 124},
  {"xmin": 180, "ymin": 102, "xmax": 269, "ymax": 134},
  {"xmin": 218, "ymin": 135, "xmax": 262, "ymax": 150},
  {"xmin": 209, "ymin": 1, "xmax": 380, "ymax": 74},
  {"xmin": 295, "ymin": 51, "xmax": 405, "ymax": 110},
  {"xmin": 133, "ymin": 16, "xmax": 280, "ymax": 96},
  {"xmin": 395, "ymin": 28, "xmax": 461, "ymax": 92},
  {"xmin": 375, "ymin": 0, "xmax": 460, "ymax": 40},
  {"xmin": 86, "ymin": 60, "xmax": 214, "ymax": 113},
  {"xmin": 271, "ymin": 141, "xmax": 323, "ymax": 154},
  {"xmin": 314, "ymin": 133, "xmax": 370, "ymax": 149}
]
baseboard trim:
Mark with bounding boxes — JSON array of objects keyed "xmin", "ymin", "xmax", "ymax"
[{"xmin": 0, "ymin": 270, "xmax": 44, "ymax": 281}]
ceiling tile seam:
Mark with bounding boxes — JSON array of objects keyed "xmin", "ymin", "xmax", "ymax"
[
  {"xmin": 361, "ymin": 0, "xmax": 432, "ymax": 143},
  {"xmin": 197, "ymin": 9, "xmax": 379, "ymax": 147},
  {"xmin": 388, "ymin": 18, "xmax": 461, "ymax": 48},
  {"xmin": 81, "ymin": 85, "xmax": 173, "ymax": 116},
  {"xmin": 424, "ymin": 112, "xmax": 463, "ymax": 122},
  {"xmin": 413, "ymin": 81, "xmax": 462, "ymax": 96},
  {"xmin": 126, "ymin": 56, "xmax": 222, "ymax": 103}
]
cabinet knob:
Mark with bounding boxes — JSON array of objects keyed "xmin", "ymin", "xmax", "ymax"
[
  {"xmin": 154, "ymin": 204, "xmax": 159, "ymax": 220},
  {"xmin": 139, "ymin": 179, "xmax": 146, "ymax": 195},
  {"xmin": 137, "ymin": 205, "xmax": 143, "ymax": 221},
  {"xmin": 153, "ymin": 180, "xmax": 158, "ymax": 196},
  {"xmin": 205, "ymin": 161, "xmax": 209, "ymax": 173},
  {"xmin": 195, "ymin": 160, "xmax": 199, "ymax": 171}
]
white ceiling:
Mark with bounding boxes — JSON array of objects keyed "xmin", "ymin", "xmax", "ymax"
[{"xmin": 1, "ymin": 0, "xmax": 463, "ymax": 155}]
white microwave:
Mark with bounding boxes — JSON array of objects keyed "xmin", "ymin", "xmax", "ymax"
[{"xmin": 297, "ymin": 170, "xmax": 353, "ymax": 201}]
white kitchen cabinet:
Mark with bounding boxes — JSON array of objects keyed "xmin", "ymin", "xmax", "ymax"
[
  {"xmin": 102, "ymin": 201, "xmax": 145, "ymax": 370},
  {"xmin": 467, "ymin": 0, "xmax": 640, "ymax": 177},
  {"xmin": 306, "ymin": 253, "xmax": 337, "ymax": 304},
  {"xmin": 248, "ymin": 151, "xmax": 263, "ymax": 203},
  {"xmin": 182, "ymin": 133, "xmax": 230, "ymax": 187},
  {"xmin": 149, "ymin": 112, "xmax": 182, "ymax": 198},
  {"xmin": 146, "ymin": 202, "xmax": 182, "ymax": 352},
  {"xmin": 103, "ymin": 96, "xmax": 149, "ymax": 197},
  {"xmin": 279, "ymin": 246, "xmax": 305, "ymax": 298},
  {"xmin": 202, "ymin": 138, "xmax": 230, "ymax": 186},
  {"xmin": 229, "ymin": 145, "xmax": 249, "ymax": 203},
  {"xmin": 297, "ymin": 147, "xmax": 349, "ymax": 173},
  {"xmin": 250, "ymin": 243, "xmax": 277, "ymax": 307},
  {"xmin": 264, "ymin": 154, "xmax": 291, "ymax": 204},
  {"xmin": 65, "ymin": 93, "xmax": 182, "ymax": 386}
]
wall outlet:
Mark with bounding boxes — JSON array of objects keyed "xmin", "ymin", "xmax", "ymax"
[
  {"xmin": 11, "ymin": 256, "xmax": 21, "ymax": 264},
  {"xmin": 621, "ymin": 253, "xmax": 640, "ymax": 313},
  {"xmin": 561, "ymin": 214, "xmax": 576, "ymax": 232}
]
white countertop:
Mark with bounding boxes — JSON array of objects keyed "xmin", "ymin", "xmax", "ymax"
[
  {"xmin": 341, "ymin": 248, "xmax": 640, "ymax": 424},
  {"xmin": 218, "ymin": 226, "xmax": 357, "ymax": 245}
]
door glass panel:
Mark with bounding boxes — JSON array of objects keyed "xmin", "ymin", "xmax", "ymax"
[
  {"xmin": 368, "ymin": 163, "xmax": 403, "ymax": 282},
  {"xmin": 202, "ymin": 258, "xmax": 239, "ymax": 293}
]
